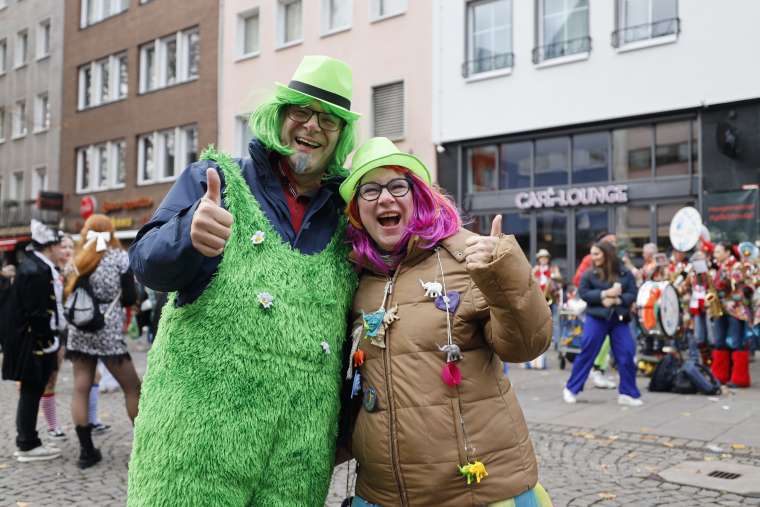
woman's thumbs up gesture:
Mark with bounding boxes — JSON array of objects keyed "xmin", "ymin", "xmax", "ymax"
[
  {"xmin": 190, "ymin": 168, "xmax": 234, "ymax": 257},
  {"xmin": 464, "ymin": 214, "xmax": 502, "ymax": 270}
]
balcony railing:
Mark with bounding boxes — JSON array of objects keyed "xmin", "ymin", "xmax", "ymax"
[
  {"xmin": 0, "ymin": 200, "xmax": 60, "ymax": 228},
  {"xmin": 611, "ymin": 17, "xmax": 680, "ymax": 48},
  {"xmin": 461, "ymin": 52, "xmax": 514, "ymax": 78},
  {"xmin": 532, "ymin": 36, "xmax": 592, "ymax": 64}
]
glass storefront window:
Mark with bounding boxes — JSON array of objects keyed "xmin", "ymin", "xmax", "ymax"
[
  {"xmin": 612, "ymin": 126, "xmax": 652, "ymax": 181},
  {"xmin": 499, "ymin": 141, "xmax": 531, "ymax": 189},
  {"xmin": 656, "ymin": 202, "xmax": 690, "ymax": 253},
  {"xmin": 467, "ymin": 145, "xmax": 498, "ymax": 192},
  {"xmin": 615, "ymin": 204, "xmax": 651, "ymax": 263},
  {"xmin": 655, "ymin": 121, "xmax": 690, "ymax": 177},
  {"xmin": 575, "ymin": 208, "xmax": 609, "ymax": 280},
  {"xmin": 537, "ymin": 209, "xmax": 568, "ymax": 275},
  {"xmin": 504, "ymin": 212, "xmax": 530, "ymax": 255},
  {"xmin": 534, "ymin": 137, "xmax": 569, "ymax": 187},
  {"xmin": 572, "ymin": 132, "xmax": 608, "ymax": 184}
]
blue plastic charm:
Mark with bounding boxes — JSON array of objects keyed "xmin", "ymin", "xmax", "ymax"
[
  {"xmin": 362, "ymin": 309, "xmax": 386, "ymax": 338},
  {"xmin": 351, "ymin": 371, "xmax": 362, "ymax": 398},
  {"xmin": 363, "ymin": 386, "xmax": 378, "ymax": 412}
]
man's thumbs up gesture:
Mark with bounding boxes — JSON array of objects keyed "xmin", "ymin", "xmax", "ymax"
[
  {"xmin": 464, "ymin": 214, "xmax": 502, "ymax": 270},
  {"xmin": 190, "ymin": 168, "xmax": 234, "ymax": 257}
]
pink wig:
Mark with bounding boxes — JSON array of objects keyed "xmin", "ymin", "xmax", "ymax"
[{"xmin": 346, "ymin": 167, "xmax": 462, "ymax": 273}]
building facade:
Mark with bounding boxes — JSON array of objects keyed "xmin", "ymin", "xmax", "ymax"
[
  {"xmin": 434, "ymin": 0, "xmax": 760, "ymax": 275},
  {"xmin": 218, "ymin": 0, "xmax": 436, "ymax": 178},
  {"xmin": 0, "ymin": 0, "xmax": 64, "ymax": 257},
  {"xmin": 59, "ymin": 0, "xmax": 219, "ymax": 240}
]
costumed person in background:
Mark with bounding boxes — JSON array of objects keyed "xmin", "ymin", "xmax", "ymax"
[
  {"xmin": 340, "ymin": 138, "xmax": 553, "ymax": 506},
  {"xmin": 573, "ymin": 232, "xmax": 617, "ymax": 389},
  {"xmin": 710, "ymin": 243, "xmax": 753, "ymax": 387},
  {"xmin": 1, "ymin": 220, "xmax": 64, "ymax": 462},
  {"xmin": 677, "ymin": 251, "xmax": 712, "ymax": 365},
  {"xmin": 65, "ymin": 215, "xmax": 140, "ymax": 468},
  {"xmin": 564, "ymin": 241, "xmax": 643, "ymax": 406},
  {"xmin": 127, "ymin": 56, "xmax": 360, "ymax": 506},
  {"xmin": 38, "ymin": 234, "xmax": 75, "ymax": 441},
  {"xmin": 526, "ymin": 249, "xmax": 562, "ymax": 369},
  {"xmin": 0, "ymin": 263, "xmax": 17, "ymax": 353}
]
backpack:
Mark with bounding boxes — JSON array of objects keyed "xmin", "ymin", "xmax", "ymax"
[
  {"xmin": 648, "ymin": 354, "xmax": 680, "ymax": 392},
  {"xmin": 671, "ymin": 369, "xmax": 698, "ymax": 394},
  {"xmin": 680, "ymin": 361, "xmax": 722, "ymax": 395},
  {"xmin": 64, "ymin": 276, "xmax": 106, "ymax": 333}
]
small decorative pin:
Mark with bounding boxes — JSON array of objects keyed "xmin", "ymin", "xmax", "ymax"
[
  {"xmin": 362, "ymin": 309, "xmax": 386, "ymax": 337},
  {"xmin": 383, "ymin": 304, "xmax": 400, "ymax": 326},
  {"xmin": 353, "ymin": 349, "xmax": 366, "ymax": 368},
  {"xmin": 351, "ymin": 372, "xmax": 362, "ymax": 398},
  {"xmin": 435, "ymin": 291, "xmax": 461, "ymax": 314},
  {"xmin": 419, "ymin": 279, "xmax": 443, "ymax": 298},
  {"xmin": 257, "ymin": 292, "xmax": 274, "ymax": 309},
  {"xmin": 458, "ymin": 461, "xmax": 488, "ymax": 485},
  {"xmin": 439, "ymin": 343, "xmax": 463, "ymax": 363},
  {"xmin": 321, "ymin": 341, "xmax": 331, "ymax": 354},
  {"xmin": 250, "ymin": 230, "xmax": 265, "ymax": 245},
  {"xmin": 363, "ymin": 386, "xmax": 378, "ymax": 412}
]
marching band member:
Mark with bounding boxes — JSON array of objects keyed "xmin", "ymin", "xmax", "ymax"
[
  {"xmin": 533, "ymin": 249, "xmax": 562, "ymax": 305},
  {"xmin": 677, "ymin": 251, "xmax": 710, "ymax": 364},
  {"xmin": 711, "ymin": 243, "xmax": 753, "ymax": 387}
]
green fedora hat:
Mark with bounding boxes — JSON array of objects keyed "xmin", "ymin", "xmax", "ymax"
[
  {"xmin": 275, "ymin": 55, "xmax": 361, "ymax": 122},
  {"xmin": 339, "ymin": 137, "xmax": 432, "ymax": 203}
]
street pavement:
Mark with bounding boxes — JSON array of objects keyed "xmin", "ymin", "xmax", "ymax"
[{"xmin": 2, "ymin": 342, "xmax": 760, "ymax": 506}]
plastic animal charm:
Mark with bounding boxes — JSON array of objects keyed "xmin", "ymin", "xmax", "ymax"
[
  {"xmin": 383, "ymin": 304, "xmax": 400, "ymax": 326},
  {"xmin": 458, "ymin": 461, "xmax": 488, "ymax": 485},
  {"xmin": 438, "ymin": 343, "xmax": 463, "ymax": 363},
  {"xmin": 419, "ymin": 279, "xmax": 443, "ymax": 298}
]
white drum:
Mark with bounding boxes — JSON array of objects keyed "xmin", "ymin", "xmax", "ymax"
[{"xmin": 636, "ymin": 281, "xmax": 680, "ymax": 337}]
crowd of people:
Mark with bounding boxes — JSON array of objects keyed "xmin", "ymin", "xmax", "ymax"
[
  {"xmin": 529, "ymin": 231, "xmax": 759, "ymax": 406},
  {"xmin": 0, "ymin": 53, "xmax": 757, "ymax": 506}
]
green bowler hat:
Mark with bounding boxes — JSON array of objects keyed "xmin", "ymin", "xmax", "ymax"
[
  {"xmin": 339, "ymin": 137, "xmax": 432, "ymax": 203},
  {"xmin": 276, "ymin": 55, "xmax": 360, "ymax": 122}
]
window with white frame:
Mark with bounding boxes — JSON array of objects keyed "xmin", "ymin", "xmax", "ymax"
[
  {"xmin": 277, "ymin": 0, "xmax": 303, "ymax": 47},
  {"xmin": 139, "ymin": 27, "xmax": 199, "ymax": 93},
  {"xmin": 37, "ymin": 19, "xmax": 51, "ymax": 59},
  {"xmin": 78, "ymin": 52, "xmax": 127, "ymax": 110},
  {"xmin": 0, "ymin": 38, "xmax": 7, "ymax": 73},
  {"xmin": 15, "ymin": 29, "xmax": 28, "ymax": 68},
  {"xmin": 372, "ymin": 81, "xmax": 404, "ymax": 140},
  {"xmin": 465, "ymin": 0, "xmax": 512, "ymax": 77},
  {"xmin": 30, "ymin": 166, "xmax": 47, "ymax": 198},
  {"xmin": 138, "ymin": 124, "xmax": 198, "ymax": 184},
  {"xmin": 76, "ymin": 139, "xmax": 126, "ymax": 193},
  {"xmin": 12, "ymin": 100, "xmax": 26, "ymax": 138},
  {"xmin": 616, "ymin": 0, "xmax": 678, "ymax": 46},
  {"xmin": 536, "ymin": 0, "xmax": 590, "ymax": 62},
  {"xmin": 0, "ymin": 107, "xmax": 5, "ymax": 141},
  {"xmin": 80, "ymin": 0, "xmax": 128, "ymax": 29},
  {"xmin": 370, "ymin": 0, "xmax": 407, "ymax": 20},
  {"xmin": 34, "ymin": 92, "xmax": 50, "ymax": 132},
  {"xmin": 322, "ymin": 0, "xmax": 351, "ymax": 34},
  {"xmin": 11, "ymin": 171, "xmax": 24, "ymax": 201},
  {"xmin": 238, "ymin": 10, "xmax": 260, "ymax": 57}
]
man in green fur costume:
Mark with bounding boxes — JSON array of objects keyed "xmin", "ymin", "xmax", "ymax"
[{"xmin": 127, "ymin": 56, "xmax": 359, "ymax": 506}]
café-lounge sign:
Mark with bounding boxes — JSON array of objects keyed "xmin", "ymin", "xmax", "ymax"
[{"xmin": 515, "ymin": 185, "xmax": 629, "ymax": 210}]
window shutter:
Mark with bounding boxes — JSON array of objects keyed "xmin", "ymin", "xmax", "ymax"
[{"xmin": 372, "ymin": 81, "xmax": 404, "ymax": 139}]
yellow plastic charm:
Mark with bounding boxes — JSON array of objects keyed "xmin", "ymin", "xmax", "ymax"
[{"xmin": 458, "ymin": 460, "xmax": 488, "ymax": 485}]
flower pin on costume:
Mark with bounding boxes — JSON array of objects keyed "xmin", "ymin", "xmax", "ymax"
[
  {"xmin": 458, "ymin": 461, "xmax": 488, "ymax": 485},
  {"xmin": 257, "ymin": 292, "xmax": 274, "ymax": 309},
  {"xmin": 250, "ymin": 230, "xmax": 265, "ymax": 245}
]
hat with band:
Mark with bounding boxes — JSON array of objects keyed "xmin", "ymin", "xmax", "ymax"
[
  {"xmin": 275, "ymin": 55, "xmax": 360, "ymax": 122},
  {"xmin": 339, "ymin": 137, "xmax": 431, "ymax": 203}
]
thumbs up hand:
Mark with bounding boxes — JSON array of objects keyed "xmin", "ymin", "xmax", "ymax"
[
  {"xmin": 190, "ymin": 167, "xmax": 234, "ymax": 257},
  {"xmin": 464, "ymin": 214, "xmax": 502, "ymax": 269}
]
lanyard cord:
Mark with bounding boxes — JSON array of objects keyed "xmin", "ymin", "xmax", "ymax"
[{"xmin": 435, "ymin": 248, "xmax": 454, "ymax": 348}]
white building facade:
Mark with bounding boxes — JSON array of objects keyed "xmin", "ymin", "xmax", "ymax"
[
  {"xmin": 434, "ymin": 0, "xmax": 760, "ymax": 272},
  {"xmin": 218, "ymin": 0, "xmax": 436, "ymax": 179}
]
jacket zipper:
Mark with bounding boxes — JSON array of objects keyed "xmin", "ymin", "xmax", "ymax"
[{"xmin": 381, "ymin": 269, "xmax": 409, "ymax": 506}]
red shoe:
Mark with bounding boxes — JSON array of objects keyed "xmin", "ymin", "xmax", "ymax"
[
  {"xmin": 711, "ymin": 349, "xmax": 731, "ymax": 385},
  {"xmin": 728, "ymin": 350, "xmax": 751, "ymax": 388}
]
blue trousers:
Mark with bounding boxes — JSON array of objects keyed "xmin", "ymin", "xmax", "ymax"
[
  {"xmin": 713, "ymin": 314, "xmax": 748, "ymax": 350},
  {"xmin": 566, "ymin": 315, "xmax": 641, "ymax": 398},
  {"xmin": 686, "ymin": 313, "xmax": 708, "ymax": 363}
]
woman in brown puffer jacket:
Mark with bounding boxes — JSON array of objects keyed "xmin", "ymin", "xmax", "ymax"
[{"xmin": 339, "ymin": 138, "xmax": 554, "ymax": 507}]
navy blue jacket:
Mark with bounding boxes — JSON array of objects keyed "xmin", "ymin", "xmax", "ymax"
[
  {"xmin": 579, "ymin": 267, "xmax": 637, "ymax": 322},
  {"xmin": 128, "ymin": 138, "xmax": 346, "ymax": 306}
]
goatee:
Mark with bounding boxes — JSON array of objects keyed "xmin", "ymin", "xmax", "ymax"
[{"xmin": 292, "ymin": 154, "xmax": 311, "ymax": 174}]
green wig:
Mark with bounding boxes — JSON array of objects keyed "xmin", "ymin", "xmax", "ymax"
[{"xmin": 248, "ymin": 87, "xmax": 358, "ymax": 179}]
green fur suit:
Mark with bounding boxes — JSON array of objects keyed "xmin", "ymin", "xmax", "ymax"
[{"xmin": 127, "ymin": 149, "xmax": 357, "ymax": 506}]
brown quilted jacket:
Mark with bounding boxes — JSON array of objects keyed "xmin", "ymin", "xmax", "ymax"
[{"xmin": 349, "ymin": 230, "xmax": 553, "ymax": 506}]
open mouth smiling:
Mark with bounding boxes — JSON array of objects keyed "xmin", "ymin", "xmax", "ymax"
[
  {"xmin": 295, "ymin": 137, "xmax": 321, "ymax": 149},
  {"xmin": 377, "ymin": 212, "xmax": 401, "ymax": 227}
]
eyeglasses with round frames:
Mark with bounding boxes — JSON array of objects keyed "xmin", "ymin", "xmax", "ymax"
[
  {"xmin": 286, "ymin": 106, "xmax": 343, "ymax": 132},
  {"xmin": 357, "ymin": 177, "xmax": 412, "ymax": 201}
]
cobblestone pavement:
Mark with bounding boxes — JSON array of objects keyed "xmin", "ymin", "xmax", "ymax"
[{"xmin": 3, "ymin": 347, "xmax": 760, "ymax": 506}]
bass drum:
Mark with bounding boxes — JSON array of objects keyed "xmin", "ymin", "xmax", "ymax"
[{"xmin": 636, "ymin": 281, "xmax": 680, "ymax": 337}]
